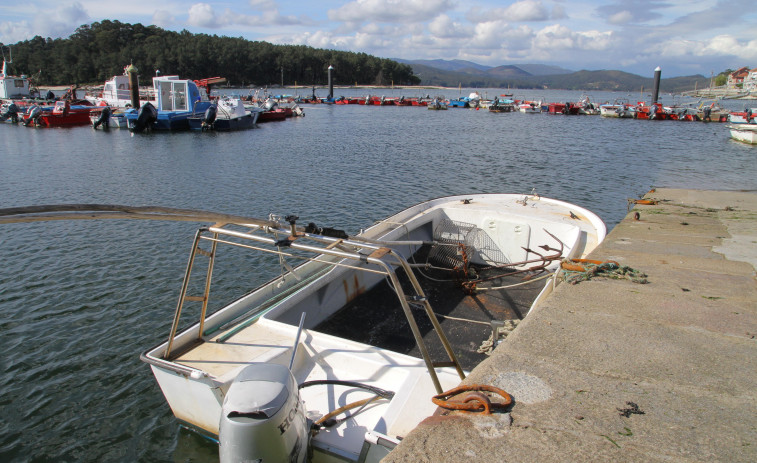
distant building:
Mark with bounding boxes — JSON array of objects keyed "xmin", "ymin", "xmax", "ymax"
[
  {"xmin": 743, "ymin": 67, "xmax": 757, "ymax": 92},
  {"xmin": 728, "ymin": 67, "xmax": 750, "ymax": 88}
]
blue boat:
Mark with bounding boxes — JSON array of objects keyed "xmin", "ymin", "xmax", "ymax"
[{"xmin": 126, "ymin": 76, "xmax": 212, "ymax": 132}]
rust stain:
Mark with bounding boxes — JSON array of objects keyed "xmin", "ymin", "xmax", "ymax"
[{"xmin": 342, "ymin": 274, "xmax": 366, "ymax": 304}]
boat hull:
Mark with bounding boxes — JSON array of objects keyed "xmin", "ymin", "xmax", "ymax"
[
  {"xmin": 141, "ymin": 193, "xmax": 606, "ymax": 462},
  {"xmin": 188, "ymin": 111, "xmax": 258, "ymax": 131},
  {"xmin": 728, "ymin": 124, "xmax": 757, "ymax": 144}
]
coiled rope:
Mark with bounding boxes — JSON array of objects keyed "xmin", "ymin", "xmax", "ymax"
[{"xmin": 560, "ymin": 259, "xmax": 648, "ymax": 285}]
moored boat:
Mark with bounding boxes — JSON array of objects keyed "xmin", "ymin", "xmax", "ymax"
[
  {"xmin": 427, "ymin": 98, "xmax": 447, "ymax": 110},
  {"xmin": 125, "ymin": 75, "xmax": 212, "ymax": 132},
  {"xmin": 1, "ymin": 50, "xmax": 35, "ymax": 100},
  {"xmin": 600, "ymin": 99, "xmax": 634, "ymax": 118},
  {"xmin": 140, "ymin": 193, "xmax": 606, "ymax": 462},
  {"xmin": 22, "ymin": 100, "xmax": 94, "ymax": 127},
  {"xmin": 489, "ymin": 96, "xmax": 515, "ymax": 112},
  {"xmin": 727, "ymin": 123, "xmax": 757, "ymax": 144},
  {"xmin": 188, "ymin": 96, "xmax": 260, "ymax": 131},
  {"xmin": 518, "ymin": 99, "xmax": 543, "ymax": 113}
]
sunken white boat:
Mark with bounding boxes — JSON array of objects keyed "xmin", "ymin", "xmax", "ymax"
[{"xmin": 139, "ymin": 193, "xmax": 606, "ymax": 462}]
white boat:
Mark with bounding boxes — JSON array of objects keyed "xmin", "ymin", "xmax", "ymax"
[
  {"xmin": 518, "ymin": 101, "xmax": 542, "ymax": 113},
  {"xmin": 727, "ymin": 123, "xmax": 757, "ymax": 144},
  {"xmin": 0, "ymin": 50, "xmax": 34, "ymax": 100},
  {"xmin": 188, "ymin": 96, "xmax": 261, "ymax": 131},
  {"xmin": 728, "ymin": 108, "xmax": 757, "ymax": 124},
  {"xmin": 600, "ymin": 99, "xmax": 635, "ymax": 118},
  {"xmin": 140, "ymin": 193, "xmax": 606, "ymax": 462}
]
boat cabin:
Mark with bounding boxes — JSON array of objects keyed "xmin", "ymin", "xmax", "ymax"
[
  {"xmin": 152, "ymin": 75, "xmax": 208, "ymax": 112},
  {"xmin": 101, "ymin": 75, "xmax": 131, "ymax": 106},
  {"xmin": 0, "ymin": 60, "xmax": 31, "ymax": 99}
]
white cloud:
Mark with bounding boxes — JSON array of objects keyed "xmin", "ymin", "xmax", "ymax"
[
  {"xmin": 187, "ymin": 3, "xmax": 223, "ymax": 28},
  {"xmin": 428, "ymin": 14, "xmax": 468, "ymax": 39},
  {"xmin": 0, "ymin": 20, "xmax": 33, "ymax": 43},
  {"xmin": 152, "ymin": 10, "xmax": 175, "ymax": 28},
  {"xmin": 329, "ymin": 0, "xmax": 454, "ymax": 24},
  {"xmin": 467, "ymin": 1, "xmax": 550, "ymax": 23},
  {"xmin": 248, "ymin": 0, "xmax": 277, "ymax": 10},
  {"xmin": 506, "ymin": 0, "xmax": 549, "ymax": 21},
  {"xmin": 608, "ymin": 10, "xmax": 632, "ymax": 25},
  {"xmin": 18, "ymin": 2, "xmax": 90, "ymax": 40}
]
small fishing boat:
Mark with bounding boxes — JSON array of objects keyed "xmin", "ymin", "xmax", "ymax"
[
  {"xmin": 188, "ymin": 96, "xmax": 260, "ymax": 131},
  {"xmin": 517, "ymin": 99, "xmax": 543, "ymax": 113},
  {"xmin": 427, "ymin": 98, "xmax": 447, "ymax": 110},
  {"xmin": 599, "ymin": 99, "xmax": 634, "ymax": 118},
  {"xmin": 22, "ymin": 100, "xmax": 94, "ymax": 127},
  {"xmin": 89, "ymin": 105, "xmax": 128, "ymax": 129},
  {"xmin": 489, "ymin": 96, "xmax": 515, "ymax": 113},
  {"xmin": 140, "ymin": 193, "xmax": 606, "ymax": 462},
  {"xmin": 727, "ymin": 123, "xmax": 757, "ymax": 144},
  {"xmin": 728, "ymin": 108, "xmax": 757, "ymax": 124},
  {"xmin": 125, "ymin": 75, "xmax": 212, "ymax": 132},
  {"xmin": 1, "ymin": 49, "xmax": 35, "ymax": 100}
]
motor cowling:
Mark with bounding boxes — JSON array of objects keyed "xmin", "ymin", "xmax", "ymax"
[
  {"xmin": 202, "ymin": 104, "xmax": 217, "ymax": 129},
  {"xmin": 24, "ymin": 105, "xmax": 42, "ymax": 126},
  {"xmin": 132, "ymin": 102, "xmax": 157, "ymax": 132},
  {"xmin": 93, "ymin": 106, "xmax": 112, "ymax": 129},
  {"xmin": 219, "ymin": 363, "xmax": 308, "ymax": 463}
]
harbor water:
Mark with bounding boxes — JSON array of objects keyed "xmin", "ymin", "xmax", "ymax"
[{"xmin": 1, "ymin": 88, "xmax": 755, "ymax": 462}]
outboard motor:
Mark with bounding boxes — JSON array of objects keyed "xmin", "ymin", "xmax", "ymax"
[
  {"xmin": 0, "ymin": 103, "xmax": 20, "ymax": 123},
  {"xmin": 93, "ymin": 106, "xmax": 112, "ymax": 129},
  {"xmin": 24, "ymin": 105, "xmax": 42, "ymax": 126},
  {"xmin": 202, "ymin": 104, "xmax": 217, "ymax": 130},
  {"xmin": 263, "ymin": 98, "xmax": 277, "ymax": 111},
  {"xmin": 131, "ymin": 102, "xmax": 157, "ymax": 133},
  {"xmin": 219, "ymin": 363, "xmax": 307, "ymax": 463}
]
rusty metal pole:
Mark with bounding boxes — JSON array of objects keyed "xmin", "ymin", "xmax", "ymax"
[{"xmin": 126, "ymin": 63, "xmax": 139, "ymax": 108}]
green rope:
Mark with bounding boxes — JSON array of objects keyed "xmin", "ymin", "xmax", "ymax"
[{"xmin": 561, "ymin": 262, "xmax": 648, "ymax": 285}]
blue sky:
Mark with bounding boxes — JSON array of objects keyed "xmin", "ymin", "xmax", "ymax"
[{"xmin": 1, "ymin": 0, "xmax": 755, "ymax": 77}]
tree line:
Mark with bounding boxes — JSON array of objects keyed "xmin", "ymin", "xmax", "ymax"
[{"xmin": 1, "ymin": 20, "xmax": 420, "ymax": 88}]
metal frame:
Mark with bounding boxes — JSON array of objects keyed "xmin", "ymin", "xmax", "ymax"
[{"xmin": 163, "ymin": 222, "xmax": 465, "ymax": 393}]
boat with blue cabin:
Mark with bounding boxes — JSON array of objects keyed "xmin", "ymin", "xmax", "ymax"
[{"xmin": 126, "ymin": 75, "xmax": 212, "ymax": 132}]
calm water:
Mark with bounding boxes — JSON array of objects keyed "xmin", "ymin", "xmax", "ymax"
[{"xmin": 1, "ymin": 88, "xmax": 755, "ymax": 462}]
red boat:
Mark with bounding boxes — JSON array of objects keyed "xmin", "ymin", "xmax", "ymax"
[
  {"xmin": 23, "ymin": 100, "xmax": 94, "ymax": 127},
  {"xmin": 257, "ymin": 108, "xmax": 288, "ymax": 122},
  {"xmin": 548, "ymin": 102, "xmax": 579, "ymax": 115}
]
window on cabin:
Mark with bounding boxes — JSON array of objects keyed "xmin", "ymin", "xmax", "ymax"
[{"xmin": 173, "ymin": 83, "xmax": 187, "ymax": 110}]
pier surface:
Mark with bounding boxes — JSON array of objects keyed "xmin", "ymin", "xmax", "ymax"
[{"xmin": 385, "ymin": 188, "xmax": 757, "ymax": 462}]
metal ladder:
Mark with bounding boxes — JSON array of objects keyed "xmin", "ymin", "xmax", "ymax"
[{"xmin": 164, "ymin": 227, "xmax": 218, "ymax": 360}]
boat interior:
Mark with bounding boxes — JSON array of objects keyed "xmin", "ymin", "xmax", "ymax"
[{"xmin": 142, "ymin": 195, "xmax": 599, "ymax": 458}]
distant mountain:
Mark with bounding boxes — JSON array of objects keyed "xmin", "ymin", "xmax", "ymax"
[
  {"xmin": 394, "ymin": 58, "xmax": 573, "ymax": 77},
  {"xmin": 514, "ymin": 64, "xmax": 572, "ymax": 76},
  {"xmin": 393, "ymin": 58, "xmax": 706, "ymax": 92},
  {"xmin": 394, "ymin": 59, "xmax": 493, "ymax": 73}
]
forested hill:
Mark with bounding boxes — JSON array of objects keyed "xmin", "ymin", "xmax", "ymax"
[{"xmin": 2, "ymin": 20, "xmax": 419, "ymax": 87}]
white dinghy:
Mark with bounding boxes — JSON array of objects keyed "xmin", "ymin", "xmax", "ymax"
[{"xmin": 137, "ymin": 193, "xmax": 606, "ymax": 462}]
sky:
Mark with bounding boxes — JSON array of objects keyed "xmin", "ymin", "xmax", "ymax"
[{"xmin": 1, "ymin": 0, "xmax": 756, "ymax": 77}]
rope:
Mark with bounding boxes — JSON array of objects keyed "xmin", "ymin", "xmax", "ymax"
[{"xmin": 561, "ymin": 260, "xmax": 648, "ymax": 285}]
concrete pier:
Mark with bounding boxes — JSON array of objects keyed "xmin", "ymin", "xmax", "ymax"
[{"xmin": 385, "ymin": 188, "xmax": 757, "ymax": 462}]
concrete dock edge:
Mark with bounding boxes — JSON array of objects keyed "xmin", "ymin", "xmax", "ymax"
[{"xmin": 384, "ymin": 188, "xmax": 757, "ymax": 462}]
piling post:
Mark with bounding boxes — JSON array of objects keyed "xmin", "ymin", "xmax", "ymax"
[
  {"xmin": 652, "ymin": 66, "xmax": 661, "ymax": 104},
  {"xmin": 126, "ymin": 63, "xmax": 139, "ymax": 108},
  {"xmin": 328, "ymin": 65, "xmax": 334, "ymax": 100}
]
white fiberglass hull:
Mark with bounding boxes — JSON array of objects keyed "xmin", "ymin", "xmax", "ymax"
[{"xmin": 142, "ymin": 193, "xmax": 606, "ymax": 462}]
